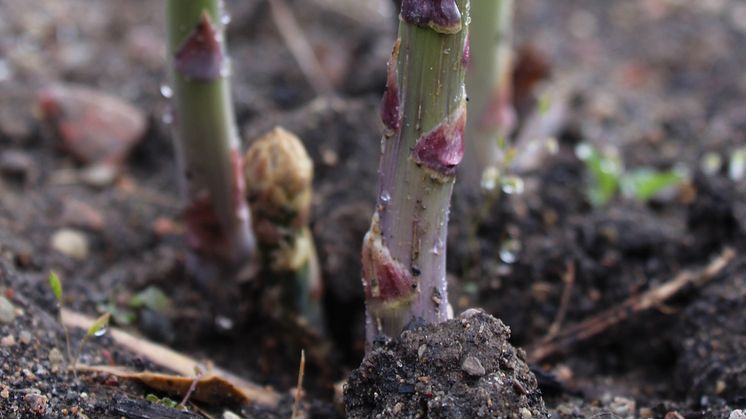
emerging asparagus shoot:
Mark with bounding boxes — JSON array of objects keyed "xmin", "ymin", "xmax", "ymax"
[
  {"xmin": 461, "ymin": 0, "xmax": 515, "ymax": 192},
  {"xmin": 362, "ymin": 0, "xmax": 470, "ymax": 343},
  {"xmin": 166, "ymin": 0, "xmax": 255, "ymax": 270},
  {"xmin": 244, "ymin": 127, "xmax": 322, "ymax": 330}
]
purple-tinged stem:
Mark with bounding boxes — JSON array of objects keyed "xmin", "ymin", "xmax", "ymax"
[{"xmin": 362, "ymin": 0, "xmax": 470, "ymax": 344}]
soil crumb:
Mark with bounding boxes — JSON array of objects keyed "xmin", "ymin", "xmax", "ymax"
[{"xmin": 344, "ymin": 309, "xmax": 548, "ymax": 418}]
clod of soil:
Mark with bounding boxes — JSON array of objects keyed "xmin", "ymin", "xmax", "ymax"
[{"xmin": 344, "ymin": 309, "xmax": 547, "ymax": 418}]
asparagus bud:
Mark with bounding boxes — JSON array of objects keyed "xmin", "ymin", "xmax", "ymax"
[
  {"xmin": 166, "ymin": 1, "xmax": 255, "ymax": 266},
  {"xmin": 244, "ymin": 127, "xmax": 322, "ymax": 329},
  {"xmin": 362, "ymin": 0, "xmax": 470, "ymax": 343},
  {"xmin": 461, "ymin": 0, "xmax": 515, "ymax": 192}
]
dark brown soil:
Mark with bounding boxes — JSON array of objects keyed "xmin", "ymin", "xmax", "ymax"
[
  {"xmin": 2, "ymin": 0, "xmax": 746, "ymax": 417},
  {"xmin": 344, "ymin": 309, "xmax": 547, "ymax": 418}
]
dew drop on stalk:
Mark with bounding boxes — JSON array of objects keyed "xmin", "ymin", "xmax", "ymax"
[
  {"xmin": 221, "ymin": 12, "xmax": 232, "ymax": 25},
  {"xmin": 380, "ymin": 191, "xmax": 391, "ymax": 204},
  {"xmin": 162, "ymin": 110, "xmax": 174, "ymax": 125},
  {"xmin": 160, "ymin": 84, "xmax": 173, "ymax": 99}
]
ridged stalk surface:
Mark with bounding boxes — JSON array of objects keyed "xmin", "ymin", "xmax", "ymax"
[{"xmin": 362, "ymin": 0, "xmax": 470, "ymax": 343}]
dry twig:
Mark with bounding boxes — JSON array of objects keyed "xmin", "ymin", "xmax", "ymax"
[
  {"xmin": 268, "ymin": 0, "xmax": 334, "ymax": 96},
  {"xmin": 528, "ymin": 247, "xmax": 736, "ymax": 362},
  {"xmin": 546, "ymin": 261, "xmax": 576, "ymax": 339},
  {"xmin": 61, "ymin": 309, "xmax": 280, "ymax": 407},
  {"xmin": 291, "ymin": 349, "xmax": 306, "ymax": 419}
]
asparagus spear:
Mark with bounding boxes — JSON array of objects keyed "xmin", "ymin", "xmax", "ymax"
[
  {"xmin": 166, "ymin": 0, "xmax": 255, "ymax": 269},
  {"xmin": 244, "ymin": 127, "xmax": 322, "ymax": 330},
  {"xmin": 362, "ymin": 0, "xmax": 470, "ymax": 342},
  {"xmin": 461, "ymin": 0, "xmax": 515, "ymax": 192}
]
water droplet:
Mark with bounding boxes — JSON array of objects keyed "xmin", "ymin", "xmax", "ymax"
[
  {"xmin": 160, "ymin": 84, "xmax": 173, "ymax": 99},
  {"xmin": 221, "ymin": 13, "xmax": 232, "ymax": 25},
  {"xmin": 729, "ymin": 147, "xmax": 746, "ymax": 181},
  {"xmin": 162, "ymin": 111, "xmax": 174, "ymax": 125},
  {"xmin": 575, "ymin": 143, "xmax": 593, "ymax": 160},
  {"xmin": 380, "ymin": 191, "xmax": 391, "ymax": 204},
  {"xmin": 215, "ymin": 315, "xmax": 234, "ymax": 331},
  {"xmin": 93, "ymin": 326, "xmax": 108, "ymax": 337},
  {"xmin": 544, "ymin": 137, "xmax": 559, "ymax": 154},
  {"xmin": 431, "ymin": 239, "xmax": 443, "ymax": 255},
  {"xmin": 499, "ymin": 238, "xmax": 521, "ymax": 264},
  {"xmin": 0, "ymin": 60, "xmax": 11, "ymax": 82},
  {"xmin": 700, "ymin": 152, "xmax": 722, "ymax": 175},
  {"xmin": 501, "ymin": 176, "xmax": 524, "ymax": 195},
  {"xmin": 220, "ymin": 58, "xmax": 232, "ymax": 78},
  {"xmin": 480, "ymin": 167, "xmax": 499, "ymax": 191}
]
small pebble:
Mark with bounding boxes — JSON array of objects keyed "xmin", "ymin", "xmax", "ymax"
[
  {"xmin": 418, "ymin": 344, "xmax": 427, "ymax": 357},
  {"xmin": 48, "ymin": 348, "xmax": 65, "ymax": 371},
  {"xmin": 520, "ymin": 407, "xmax": 533, "ymax": 419},
  {"xmin": 37, "ymin": 83, "xmax": 146, "ymax": 167},
  {"xmin": 0, "ymin": 296, "xmax": 16, "ymax": 324},
  {"xmin": 0, "ymin": 335, "xmax": 15, "ymax": 347},
  {"xmin": 222, "ymin": 411, "xmax": 242, "ymax": 419},
  {"xmin": 0, "ymin": 386, "xmax": 9, "ymax": 399},
  {"xmin": 461, "ymin": 356, "xmax": 486, "ymax": 377},
  {"xmin": 79, "ymin": 164, "xmax": 117, "ymax": 188},
  {"xmin": 19, "ymin": 330, "xmax": 32, "ymax": 345},
  {"xmin": 50, "ymin": 228, "xmax": 89, "ymax": 259}
]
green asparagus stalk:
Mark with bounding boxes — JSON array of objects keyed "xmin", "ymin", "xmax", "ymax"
[
  {"xmin": 461, "ymin": 0, "xmax": 515, "ymax": 192},
  {"xmin": 244, "ymin": 127, "xmax": 322, "ymax": 330},
  {"xmin": 362, "ymin": 0, "xmax": 470, "ymax": 342},
  {"xmin": 166, "ymin": 1, "xmax": 255, "ymax": 268}
]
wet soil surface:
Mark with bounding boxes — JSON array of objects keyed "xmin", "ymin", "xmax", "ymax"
[{"xmin": 2, "ymin": 0, "xmax": 746, "ymax": 417}]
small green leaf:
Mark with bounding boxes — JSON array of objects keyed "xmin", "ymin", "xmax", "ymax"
[
  {"xmin": 129, "ymin": 286, "xmax": 172, "ymax": 313},
  {"xmin": 97, "ymin": 303, "xmax": 135, "ymax": 326},
  {"xmin": 48, "ymin": 271, "xmax": 63, "ymax": 302},
  {"xmin": 622, "ymin": 168, "xmax": 686, "ymax": 202},
  {"xmin": 576, "ymin": 143, "xmax": 623, "ymax": 207},
  {"xmin": 87, "ymin": 313, "xmax": 111, "ymax": 337}
]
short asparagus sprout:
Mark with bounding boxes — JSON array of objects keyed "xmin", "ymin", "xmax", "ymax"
[
  {"xmin": 461, "ymin": 0, "xmax": 515, "ymax": 193},
  {"xmin": 361, "ymin": 0, "xmax": 470, "ymax": 343},
  {"xmin": 166, "ymin": 0, "xmax": 255, "ymax": 270},
  {"xmin": 244, "ymin": 127, "xmax": 322, "ymax": 329}
]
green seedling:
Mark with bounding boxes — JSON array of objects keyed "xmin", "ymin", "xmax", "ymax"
[
  {"xmin": 576, "ymin": 142, "xmax": 687, "ymax": 207},
  {"xmin": 48, "ymin": 271, "xmax": 111, "ymax": 377}
]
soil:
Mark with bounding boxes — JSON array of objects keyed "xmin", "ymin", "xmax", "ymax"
[
  {"xmin": 1, "ymin": 0, "xmax": 746, "ymax": 418},
  {"xmin": 344, "ymin": 309, "xmax": 547, "ymax": 418}
]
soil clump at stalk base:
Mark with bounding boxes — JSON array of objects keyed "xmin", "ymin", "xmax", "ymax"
[{"xmin": 344, "ymin": 309, "xmax": 548, "ymax": 418}]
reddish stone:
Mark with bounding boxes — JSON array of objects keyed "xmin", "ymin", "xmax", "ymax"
[{"xmin": 38, "ymin": 84, "xmax": 146, "ymax": 167}]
